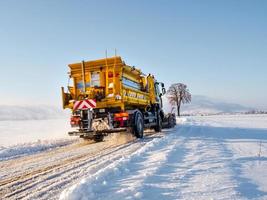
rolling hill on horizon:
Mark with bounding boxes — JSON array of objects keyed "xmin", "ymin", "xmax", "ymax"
[{"xmin": 163, "ymin": 95, "xmax": 255, "ymax": 115}]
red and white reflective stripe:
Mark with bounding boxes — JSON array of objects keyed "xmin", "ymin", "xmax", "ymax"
[{"xmin": 73, "ymin": 99, "xmax": 96, "ymax": 110}]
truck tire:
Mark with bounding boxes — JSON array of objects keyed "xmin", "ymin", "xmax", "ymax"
[
  {"xmin": 171, "ymin": 114, "xmax": 176, "ymax": 128},
  {"xmin": 133, "ymin": 111, "xmax": 144, "ymax": 138},
  {"xmin": 93, "ymin": 134, "xmax": 104, "ymax": 142},
  {"xmin": 154, "ymin": 112, "xmax": 162, "ymax": 132}
]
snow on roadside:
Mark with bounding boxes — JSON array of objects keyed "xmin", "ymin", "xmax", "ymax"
[
  {"xmin": 191, "ymin": 114, "xmax": 267, "ymax": 199},
  {"xmin": 227, "ymin": 140, "xmax": 267, "ymax": 197},
  {"xmin": 243, "ymin": 161, "xmax": 267, "ymax": 193},
  {"xmin": 0, "ymin": 138, "xmax": 76, "ymax": 161}
]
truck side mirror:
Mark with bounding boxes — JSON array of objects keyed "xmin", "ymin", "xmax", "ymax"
[{"xmin": 162, "ymin": 87, "xmax": 166, "ymax": 95}]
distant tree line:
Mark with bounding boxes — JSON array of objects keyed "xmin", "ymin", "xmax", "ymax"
[{"xmin": 244, "ymin": 110, "xmax": 267, "ymax": 114}]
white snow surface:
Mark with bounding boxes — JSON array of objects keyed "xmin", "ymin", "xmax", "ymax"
[{"xmin": 60, "ymin": 114, "xmax": 267, "ymax": 200}]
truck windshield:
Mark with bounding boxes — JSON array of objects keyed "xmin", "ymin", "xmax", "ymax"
[{"xmin": 155, "ymin": 83, "xmax": 161, "ymax": 96}]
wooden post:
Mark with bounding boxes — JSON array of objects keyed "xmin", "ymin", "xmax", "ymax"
[{"xmin": 81, "ymin": 60, "xmax": 86, "ymax": 93}]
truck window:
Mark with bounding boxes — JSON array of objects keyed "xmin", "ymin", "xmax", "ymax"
[
  {"xmin": 122, "ymin": 76, "xmax": 141, "ymax": 90},
  {"xmin": 91, "ymin": 72, "xmax": 100, "ymax": 87}
]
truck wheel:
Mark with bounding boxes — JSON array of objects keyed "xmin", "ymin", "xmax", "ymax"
[
  {"xmin": 93, "ymin": 134, "xmax": 104, "ymax": 142},
  {"xmin": 154, "ymin": 112, "xmax": 162, "ymax": 132},
  {"xmin": 171, "ymin": 114, "xmax": 176, "ymax": 128},
  {"xmin": 133, "ymin": 111, "xmax": 144, "ymax": 138}
]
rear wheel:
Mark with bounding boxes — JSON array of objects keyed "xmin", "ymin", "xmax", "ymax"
[
  {"xmin": 93, "ymin": 134, "xmax": 104, "ymax": 142},
  {"xmin": 133, "ymin": 111, "xmax": 144, "ymax": 138}
]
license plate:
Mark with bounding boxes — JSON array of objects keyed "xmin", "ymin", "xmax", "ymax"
[{"xmin": 99, "ymin": 109, "xmax": 105, "ymax": 113}]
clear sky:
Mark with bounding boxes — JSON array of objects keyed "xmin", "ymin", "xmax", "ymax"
[{"xmin": 0, "ymin": 0, "xmax": 266, "ymax": 109}]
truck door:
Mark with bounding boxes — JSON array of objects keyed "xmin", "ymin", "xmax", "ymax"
[{"xmin": 154, "ymin": 83, "xmax": 163, "ymax": 108}]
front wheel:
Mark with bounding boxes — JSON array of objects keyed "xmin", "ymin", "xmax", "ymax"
[{"xmin": 154, "ymin": 112, "xmax": 162, "ymax": 132}]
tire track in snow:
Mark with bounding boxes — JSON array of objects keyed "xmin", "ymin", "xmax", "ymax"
[
  {"xmin": 0, "ymin": 136, "xmax": 131, "ymax": 199},
  {"xmin": 2, "ymin": 144, "xmax": 124, "ymax": 198},
  {"xmin": 0, "ymin": 142, "xmax": 113, "ymax": 188},
  {"xmin": 0, "ymin": 141, "xmax": 92, "ymax": 180},
  {"xmin": 11, "ymin": 142, "xmax": 141, "ymax": 200}
]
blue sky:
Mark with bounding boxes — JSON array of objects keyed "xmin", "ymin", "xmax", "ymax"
[{"xmin": 0, "ymin": 0, "xmax": 266, "ymax": 109}]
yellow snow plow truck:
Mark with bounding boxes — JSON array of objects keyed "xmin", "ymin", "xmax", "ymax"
[{"xmin": 61, "ymin": 56, "xmax": 176, "ymax": 141}]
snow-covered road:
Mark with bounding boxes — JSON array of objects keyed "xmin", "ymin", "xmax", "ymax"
[
  {"xmin": 1, "ymin": 114, "xmax": 267, "ymax": 200},
  {"xmin": 61, "ymin": 115, "xmax": 267, "ymax": 200}
]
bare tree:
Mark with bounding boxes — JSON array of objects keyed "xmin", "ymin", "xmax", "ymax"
[{"xmin": 167, "ymin": 83, "xmax": 191, "ymax": 117}]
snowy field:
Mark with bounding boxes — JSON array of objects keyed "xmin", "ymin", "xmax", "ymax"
[
  {"xmin": 61, "ymin": 114, "xmax": 267, "ymax": 200},
  {"xmin": 0, "ymin": 118, "xmax": 72, "ymax": 147},
  {"xmin": 0, "ymin": 114, "xmax": 267, "ymax": 200},
  {"xmin": 0, "ymin": 118, "xmax": 75, "ymax": 161}
]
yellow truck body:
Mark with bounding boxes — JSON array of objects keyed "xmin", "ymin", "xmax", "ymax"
[{"xmin": 62, "ymin": 56, "xmax": 158, "ymax": 111}]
